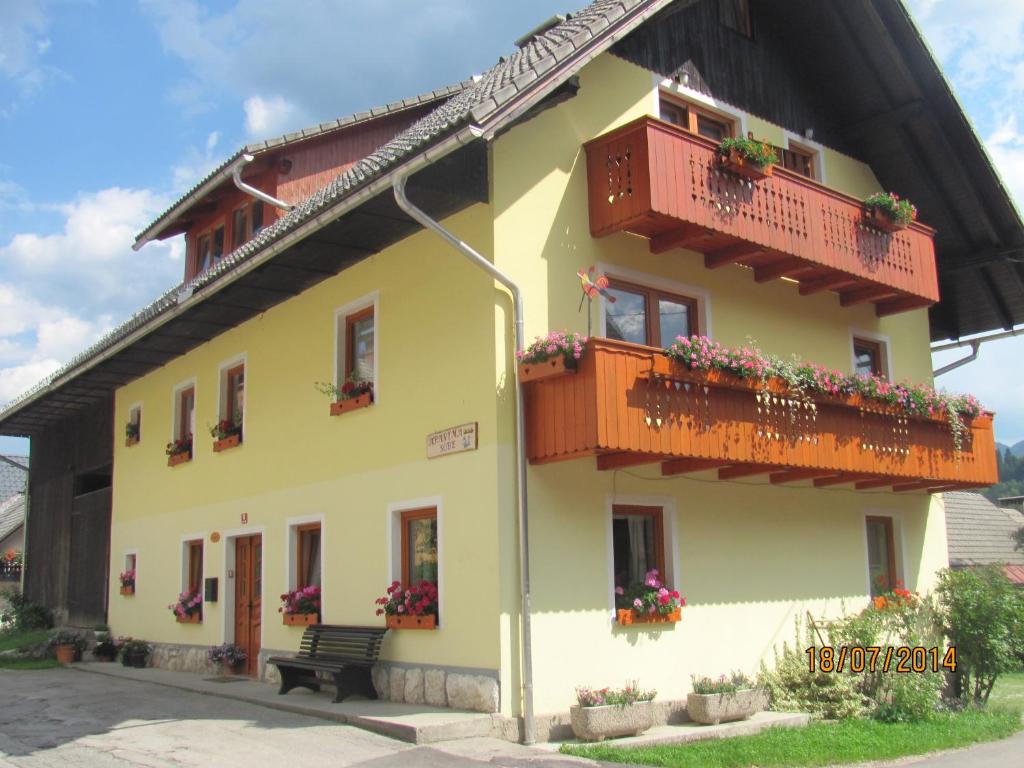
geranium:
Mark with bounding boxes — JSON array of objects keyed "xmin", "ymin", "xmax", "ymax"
[
  {"xmin": 208, "ymin": 418, "xmax": 242, "ymax": 440},
  {"xmin": 168, "ymin": 589, "xmax": 202, "ymax": 620},
  {"xmin": 864, "ymin": 191, "xmax": 918, "ymax": 227},
  {"xmin": 119, "ymin": 569, "xmax": 136, "ymax": 588},
  {"xmin": 717, "ymin": 137, "xmax": 778, "ymax": 169},
  {"xmin": 279, "ymin": 585, "xmax": 321, "ymax": 616},
  {"xmin": 616, "ymin": 569, "xmax": 684, "ymax": 617},
  {"xmin": 517, "ymin": 331, "xmax": 589, "ymax": 366},
  {"xmin": 374, "ymin": 580, "xmax": 439, "ymax": 617},
  {"xmin": 165, "ymin": 436, "xmax": 192, "ymax": 457},
  {"xmin": 314, "ymin": 377, "xmax": 373, "ymax": 402},
  {"xmin": 575, "ymin": 682, "xmax": 657, "ymax": 708}
]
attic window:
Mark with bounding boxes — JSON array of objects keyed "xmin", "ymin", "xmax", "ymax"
[{"xmin": 719, "ymin": 0, "xmax": 753, "ymax": 38}]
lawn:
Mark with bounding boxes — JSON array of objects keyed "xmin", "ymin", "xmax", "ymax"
[
  {"xmin": 0, "ymin": 627, "xmax": 58, "ymax": 669},
  {"xmin": 561, "ymin": 708, "xmax": 1021, "ymax": 768},
  {"xmin": 989, "ymin": 671, "xmax": 1024, "ymax": 713}
]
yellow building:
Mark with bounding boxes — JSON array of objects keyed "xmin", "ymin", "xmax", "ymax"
[{"xmin": 1, "ymin": 0, "xmax": 1013, "ymax": 743}]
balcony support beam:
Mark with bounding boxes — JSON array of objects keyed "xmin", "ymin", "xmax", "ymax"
[
  {"xmin": 876, "ymin": 295, "xmax": 932, "ymax": 317},
  {"xmin": 854, "ymin": 478, "xmax": 895, "ymax": 490},
  {"xmin": 755, "ymin": 257, "xmax": 813, "ymax": 284},
  {"xmin": 649, "ymin": 225, "xmax": 711, "ymax": 255},
  {"xmin": 814, "ymin": 473, "xmax": 872, "ymax": 487},
  {"xmin": 799, "ymin": 273, "xmax": 858, "ymax": 296},
  {"xmin": 719, "ymin": 463, "xmax": 775, "ymax": 480},
  {"xmin": 770, "ymin": 468, "xmax": 836, "ymax": 484},
  {"xmin": 661, "ymin": 458, "xmax": 732, "ymax": 476},
  {"xmin": 892, "ymin": 481, "xmax": 935, "ymax": 492},
  {"xmin": 840, "ymin": 284, "xmax": 899, "ymax": 307},
  {"xmin": 705, "ymin": 243, "xmax": 767, "ymax": 269},
  {"xmin": 597, "ymin": 452, "xmax": 664, "ymax": 471}
]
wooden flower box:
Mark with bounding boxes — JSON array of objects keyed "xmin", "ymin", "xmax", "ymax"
[
  {"xmin": 213, "ymin": 434, "xmax": 241, "ymax": 452},
  {"xmin": 720, "ymin": 148, "xmax": 773, "ymax": 180},
  {"xmin": 125, "ymin": 436, "xmax": 139, "ymax": 447},
  {"xmin": 330, "ymin": 392, "xmax": 373, "ymax": 416},
  {"xmin": 167, "ymin": 452, "xmax": 191, "ymax": 467},
  {"xmin": 862, "ymin": 206, "xmax": 907, "ymax": 233},
  {"xmin": 386, "ymin": 614, "xmax": 437, "ymax": 630},
  {"xmin": 176, "ymin": 613, "xmax": 201, "ymax": 624},
  {"xmin": 518, "ymin": 356, "xmax": 577, "ymax": 383},
  {"xmin": 616, "ymin": 607, "xmax": 682, "ymax": 626},
  {"xmin": 120, "ymin": 585, "xmax": 135, "ymax": 596},
  {"xmin": 283, "ymin": 612, "xmax": 319, "ymax": 626}
]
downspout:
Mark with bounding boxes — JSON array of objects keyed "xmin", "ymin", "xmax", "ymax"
[
  {"xmin": 931, "ymin": 325, "xmax": 1024, "ymax": 377},
  {"xmin": 393, "ymin": 171, "xmax": 535, "ymax": 745},
  {"xmin": 232, "ymin": 154, "xmax": 294, "ymax": 212}
]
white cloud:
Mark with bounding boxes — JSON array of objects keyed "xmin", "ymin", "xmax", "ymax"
[
  {"xmin": 243, "ymin": 94, "xmax": 299, "ymax": 137},
  {"xmin": 985, "ymin": 114, "xmax": 1024, "ymax": 211},
  {"xmin": 0, "ymin": 359, "xmax": 62, "ymax": 406},
  {"xmin": 172, "ymin": 131, "xmax": 224, "ymax": 191}
]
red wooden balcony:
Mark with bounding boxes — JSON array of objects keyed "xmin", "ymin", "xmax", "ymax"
[
  {"xmin": 584, "ymin": 117, "xmax": 940, "ymax": 316},
  {"xmin": 525, "ymin": 339, "xmax": 997, "ymax": 492}
]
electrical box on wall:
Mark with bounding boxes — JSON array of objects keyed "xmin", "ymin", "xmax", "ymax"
[{"xmin": 204, "ymin": 577, "xmax": 218, "ymax": 603}]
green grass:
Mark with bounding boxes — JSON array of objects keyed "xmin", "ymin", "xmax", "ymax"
[
  {"xmin": 560, "ymin": 710, "xmax": 1022, "ymax": 768},
  {"xmin": 989, "ymin": 672, "xmax": 1024, "ymax": 713},
  {"xmin": 0, "ymin": 627, "xmax": 49, "ymax": 653},
  {"xmin": 0, "ymin": 657, "xmax": 59, "ymax": 670}
]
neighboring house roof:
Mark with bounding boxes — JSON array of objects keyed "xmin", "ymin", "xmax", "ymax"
[
  {"xmin": 0, "ymin": 493, "xmax": 25, "ymax": 545},
  {"xmin": 944, "ymin": 492, "xmax": 1024, "ymax": 583},
  {"xmin": 0, "ymin": 456, "xmax": 28, "ymax": 502}
]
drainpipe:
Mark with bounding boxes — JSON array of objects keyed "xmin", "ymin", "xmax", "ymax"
[
  {"xmin": 232, "ymin": 154, "xmax": 294, "ymax": 212},
  {"xmin": 931, "ymin": 325, "xmax": 1024, "ymax": 377},
  {"xmin": 393, "ymin": 171, "xmax": 535, "ymax": 745}
]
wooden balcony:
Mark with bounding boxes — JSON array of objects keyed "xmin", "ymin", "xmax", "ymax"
[
  {"xmin": 524, "ymin": 339, "xmax": 997, "ymax": 492},
  {"xmin": 584, "ymin": 117, "xmax": 940, "ymax": 316}
]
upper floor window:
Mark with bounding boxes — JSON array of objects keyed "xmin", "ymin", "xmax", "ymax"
[
  {"xmin": 778, "ymin": 145, "xmax": 816, "ymax": 180},
  {"xmin": 605, "ymin": 279, "xmax": 698, "ymax": 347},
  {"xmin": 126, "ymin": 405, "xmax": 142, "ymax": 445},
  {"xmin": 659, "ymin": 96, "xmax": 734, "ymax": 141},
  {"xmin": 853, "ymin": 337, "xmax": 886, "ymax": 378},
  {"xmin": 344, "ymin": 306, "xmax": 375, "ymax": 385},
  {"xmin": 297, "ymin": 523, "xmax": 322, "ymax": 589},
  {"xmin": 175, "ymin": 385, "xmax": 195, "ymax": 442},
  {"xmin": 231, "ymin": 207, "xmax": 247, "ymax": 250},
  {"xmin": 719, "ymin": 0, "xmax": 753, "ymax": 38}
]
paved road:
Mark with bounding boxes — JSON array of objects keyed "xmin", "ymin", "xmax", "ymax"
[{"xmin": 0, "ymin": 669, "xmax": 600, "ymax": 768}]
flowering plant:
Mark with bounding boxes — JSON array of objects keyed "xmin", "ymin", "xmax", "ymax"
[
  {"xmin": 864, "ymin": 191, "xmax": 918, "ymax": 227},
  {"xmin": 169, "ymin": 589, "xmax": 202, "ymax": 620},
  {"xmin": 279, "ymin": 585, "xmax": 321, "ymax": 616},
  {"xmin": 717, "ymin": 137, "xmax": 778, "ymax": 169},
  {"xmin": 125, "ymin": 421, "xmax": 140, "ymax": 441},
  {"xmin": 871, "ymin": 578, "xmax": 921, "ymax": 612},
  {"xmin": 664, "ymin": 335, "xmax": 983, "ymax": 452},
  {"xmin": 615, "ymin": 569, "xmax": 684, "ymax": 617},
  {"xmin": 165, "ymin": 436, "xmax": 192, "ymax": 457},
  {"xmin": 375, "ymin": 580, "xmax": 438, "ymax": 617},
  {"xmin": 315, "ymin": 376, "xmax": 373, "ymax": 402},
  {"xmin": 119, "ymin": 569, "xmax": 136, "ymax": 589},
  {"xmin": 691, "ymin": 671, "xmax": 757, "ymax": 695},
  {"xmin": 208, "ymin": 642, "xmax": 248, "ymax": 667},
  {"xmin": 575, "ymin": 681, "xmax": 657, "ymax": 708},
  {"xmin": 47, "ymin": 629, "xmax": 87, "ymax": 652},
  {"xmin": 208, "ymin": 417, "xmax": 242, "ymax": 440},
  {"xmin": 517, "ymin": 331, "xmax": 588, "ymax": 366}
]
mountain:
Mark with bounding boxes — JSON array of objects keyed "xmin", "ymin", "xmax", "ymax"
[{"xmin": 996, "ymin": 441, "xmax": 1024, "ymax": 457}]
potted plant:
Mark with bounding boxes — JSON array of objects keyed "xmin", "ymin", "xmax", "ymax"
[
  {"xmin": 570, "ymin": 682, "xmax": 657, "ymax": 741},
  {"xmin": 92, "ymin": 636, "xmax": 122, "ymax": 662},
  {"xmin": 125, "ymin": 421, "xmax": 140, "ymax": 447},
  {"xmin": 375, "ymin": 580, "xmax": 438, "ymax": 629},
  {"xmin": 169, "ymin": 589, "xmax": 203, "ymax": 623},
  {"xmin": 208, "ymin": 642, "xmax": 248, "ymax": 675},
  {"xmin": 209, "ymin": 412, "xmax": 243, "ymax": 452},
  {"xmin": 517, "ymin": 331, "xmax": 588, "ymax": 383},
  {"xmin": 687, "ymin": 672, "xmax": 765, "ymax": 724},
  {"xmin": 316, "ymin": 378, "xmax": 374, "ymax": 416},
  {"xmin": 279, "ymin": 585, "xmax": 321, "ymax": 626},
  {"xmin": 119, "ymin": 569, "xmax": 136, "ymax": 596},
  {"xmin": 862, "ymin": 191, "xmax": 917, "ymax": 233},
  {"xmin": 615, "ymin": 569, "xmax": 685, "ymax": 626},
  {"xmin": 48, "ymin": 630, "xmax": 86, "ymax": 664},
  {"xmin": 165, "ymin": 436, "xmax": 192, "ymax": 467},
  {"xmin": 717, "ymin": 136, "xmax": 778, "ymax": 180},
  {"xmin": 119, "ymin": 638, "xmax": 151, "ymax": 668}
]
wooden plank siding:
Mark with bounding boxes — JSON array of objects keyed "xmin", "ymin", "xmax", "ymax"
[
  {"xmin": 524, "ymin": 339, "xmax": 997, "ymax": 491},
  {"xmin": 584, "ymin": 118, "xmax": 940, "ymax": 316}
]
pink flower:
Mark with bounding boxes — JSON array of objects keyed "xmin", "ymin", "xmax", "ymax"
[
  {"xmin": 633, "ymin": 598, "xmax": 642, "ymax": 609},
  {"xmin": 614, "ymin": 587, "xmax": 624, "ymax": 595}
]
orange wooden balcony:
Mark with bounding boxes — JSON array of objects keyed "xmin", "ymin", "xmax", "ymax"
[
  {"xmin": 524, "ymin": 339, "xmax": 996, "ymax": 492},
  {"xmin": 584, "ymin": 117, "xmax": 940, "ymax": 316}
]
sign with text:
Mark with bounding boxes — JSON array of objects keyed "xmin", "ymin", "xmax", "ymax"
[{"xmin": 427, "ymin": 422, "xmax": 478, "ymax": 459}]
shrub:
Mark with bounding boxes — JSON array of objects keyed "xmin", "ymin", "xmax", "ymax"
[
  {"xmin": 935, "ymin": 566, "xmax": 1024, "ymax": 705},
  {"xmin": 0, "ymin": 587, "xmax": 53, "ymax": 631}
]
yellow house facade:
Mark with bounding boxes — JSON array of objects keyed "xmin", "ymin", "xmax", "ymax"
[{"xmin": 2, "ymin": 0, "xmax": 1012, "ymax": 742}]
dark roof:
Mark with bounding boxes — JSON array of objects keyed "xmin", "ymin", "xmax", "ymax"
[
  {"xmin": 0, "ymin": 493, "xmax": 24, "ymax": 544},
  {"xmin": 0, "ymin": 456, "xmax": 27, "ymax": 502},
  {"xmin": 944, "ymin": 491, "xmax": 1024, "ymax": 568}
]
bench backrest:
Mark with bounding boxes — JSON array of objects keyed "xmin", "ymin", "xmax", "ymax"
[{"xmin": 297, "ymin": 625, "xmax": 387, "ymax": 665}]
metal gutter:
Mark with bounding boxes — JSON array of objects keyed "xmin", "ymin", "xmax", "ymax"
[
  {"xmin": 931, "ymin": 325, "xmax": 1024, "ymax": 377},
  {"xmin": 232, "ymin": 154, "xmax": 294, "ymax": 212}
]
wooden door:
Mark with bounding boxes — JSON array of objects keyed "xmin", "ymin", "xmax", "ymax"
[{"xmin": 234, "ymin": 535, "xmax": 262, "ymax": 676}]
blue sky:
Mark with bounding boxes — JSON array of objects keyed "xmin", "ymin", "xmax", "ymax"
[{"xmin": 0, "ymin": 0, "xmax": 1022, "ymax": 456}]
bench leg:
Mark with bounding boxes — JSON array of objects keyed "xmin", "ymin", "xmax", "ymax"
[
  {"xmin": 333, "ymin": 667, "xmax": 376, "ymax": 703},
  {"xmin": 277, "ymin": 666, "xmax": 321, "ymax": 696}
]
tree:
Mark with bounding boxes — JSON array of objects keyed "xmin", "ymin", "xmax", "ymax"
[{"xmin": 1014, "ymin": 525, "xmax": 1024, "ymax": 553}]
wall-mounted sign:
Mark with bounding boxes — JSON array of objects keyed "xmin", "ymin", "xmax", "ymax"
[
  {"xmin": 240, "ymin": 513, "xmax": 249, "ymax": 525},
  {"xmin": 210, "ymin": 532, "xmax": 221, "ymax": 543},
  {"xmin": 427, "ymin": 422, "xmax": 478, "ymax": 459}
]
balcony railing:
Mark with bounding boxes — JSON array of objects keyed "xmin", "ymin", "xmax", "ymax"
[
  {"xmin": 584, "ymin": 117, "xmax": 940, "ymax": 316},
  {"xmin": 524, "ymin": 339, "xmax": 996, "ymax": 492}
]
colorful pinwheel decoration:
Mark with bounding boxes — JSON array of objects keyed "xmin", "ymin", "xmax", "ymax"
[{"xmin": 578, "ymin": 266, "xmax": 616, "ymax": 335}]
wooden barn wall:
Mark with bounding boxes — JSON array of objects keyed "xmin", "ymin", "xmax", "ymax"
[
  {"xmin": 24, "ymin": 398, "xmax": 113, "ymax": 626},
  {"xmin": 612, "ymin": 0, "xmax": 857, "ymax": 155}
]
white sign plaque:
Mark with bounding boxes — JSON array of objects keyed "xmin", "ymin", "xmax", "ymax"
[{"xmin": 427, "ymin": 422, "xmax": 478, "ymax": 459}]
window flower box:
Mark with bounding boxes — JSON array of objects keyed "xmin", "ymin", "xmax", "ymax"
[
  {"xmin": 213, "ymin": 433, "xmax": 241, "ymax": 452},
  {"xmin": 167, "ymin": 451, "xmax": 191, "ymax": 467},
  {"xmin": 720, "ymin": 148, "xmax": 773, "ymax": 180},
  {"xmin": 330, "ymin": 392, "xmax": 372, "ymax": 415},
  {"xmin": 616, "ymin": 606, "xmax": 682, "ymax": 626},
  {"xmin": 517, "ymin": 331, "xmax": 587, "ymax": 383},
  {"xmin": 518, "ymin": 356, "xmax": 577, "ymax": 383},
  {"xmin": 385, "ymin": 614, "xmax": 436, "ymax": 630},
  {"xmin": 283, "ymin": 612, "xmax": 319, "ymax": 627},
  {"xmin": 120, "ymin": 586, "xmax": 135, "ymax": 596},
  {"xmin": 686, "ymin": 689, "xmax": 766, "ymax": 725},
  {"xmin": 176, "ymin": 613, "xmax": 201, "ymax": 624},
  {"xmin": 716, "ymin": 138, "xmax": 777, "ymax": 181},
  {"xmin": 862, "ymin": 206, "xmax": 906, "ymax": 234},
  {"xmin": 125, "ymin": 436, "xmax": 139, "ymax": 447},
  {"xmin": 862, "ymin": 192, "xmax": 916, "ymax": 234}
]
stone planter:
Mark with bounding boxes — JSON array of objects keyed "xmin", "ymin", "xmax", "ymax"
[
  {"xmin": 616, "ymin": 607, "xmax": 682, "ymax": 626},
  {"xmin": 167, "ymin": 451, "xmax": 191, "ymax": 467},
  {"xmin": 518, "ymin": 356, "xmax": 577, "ymax": 383},
  {"xmin": 283, "ymin": 612, "xmax": 318, "ymax": 626},
  {"xmin": 720, "ymin": 149, "xmax": 773, "ymax": 180},
  {"xmin": 386, "ymin": 614, "xmax": 436, "ymax": 630},
  {"xmin": 330, "ymin": 393, "xmax": 373, "ymax": 415},
  {"xmin": 212, "ymin": 433, "xmax": 241, "ymax": 452},
  {"xmin": 570, "ymin": 701, "xmax": 655, "ymax": 741},
  {"xmin": 686, "ymin": 688, "xmax": 766, "ymax": 725}
]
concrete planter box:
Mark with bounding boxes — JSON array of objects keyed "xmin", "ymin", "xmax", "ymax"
[
  {"xmin": 687, "ymin": 689, "xmax": 766, "ymax": 725},
  {"xmin": 569, "ymin": 701, "xmax": 654, "ymax": 741}
]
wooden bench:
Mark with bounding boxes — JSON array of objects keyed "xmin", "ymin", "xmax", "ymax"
[{"xmin": 267, "ymin": 624, "xmax": 387, "ymax": 703}]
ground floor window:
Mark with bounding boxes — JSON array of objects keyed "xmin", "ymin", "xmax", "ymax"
[
  {"xmin": 612, "ymin": 505, "xmax": 666, "ymax": 589},
  {"xmin": 185, "ymin": 539, "xmax": 203, "ymax": 593},
  {"xmin": 401, "ymin": 508, "xmax": 438, "ymax": 585},
  {"xmin": 296, "ymin": 523, "xmax": 321, "ymax": 588},
  {"xmin": 866, "ymin": 515, "xmax": 897, "ymax": 595}
]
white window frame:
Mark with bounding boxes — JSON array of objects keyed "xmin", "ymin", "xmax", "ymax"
[
  {"xmin": 123, "ymin": 549, "xmax": 138, "ymax": 590},
  {"xmin": 849, "ymin": 327, "xmax": 893, "ymax": 381},
  {"xmin": 179, "ymin": 532, "xmax": 205, "ymax": 594},
  {"xmin": 333, "ymin": 291, "xmax": 380, "ymax": 402},
  {"xmin": 386, "ymin": 495, "xmax": 443, "ymax": 627},
  {"xmin": 217, "ymin": 353, "xmax": 248, "ymax": 439},
  {"xmin": 285, "ymin": 513, "xmax": 326, "ymax": 593},
  {"xmin": 597, "ymin": 262, "xmax": 712, "ymax": 342},
  {"xmin": 171, "ymin": 378, "xmax": 197, "ymax": 445},
  {"xmin": 605, "ymin": 494, "xmax": 680, "ymax": 615}
]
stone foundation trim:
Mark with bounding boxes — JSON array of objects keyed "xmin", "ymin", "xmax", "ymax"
[{"xmin": 371, "ymin": 662, "xmax": 500, "ymax": 713}]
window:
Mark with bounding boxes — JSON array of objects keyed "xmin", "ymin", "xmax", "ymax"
[
  {"xmin": 231, "ymin": 207, "xmax": 247, "ymax": 250},
  {"xmin": 853, "ymin": 337, "xmax": 885, "ymax": 378},
  {"xmin": 185, "ymin": 540, "xmax": 203, "ymax": 594},
  {"xmin": 175, "ymin": 386, "xmax": 195, "ymax": 442},
  {"xmin": 777, "ymin": 145, "xmax": 815, "ymax": 179},
  {"xmin": 605, "ymin": 279, "xmax": 698, "ymax": 347},
  {"xmin": 659, "ymin": 96, "xmax": 734, "ymax": 141},
  {"xmin": 719, "ymin": 0, "xmax": 753, "ymax": 38},
  {"xmin": 197, "ymin": 234, "xmax": 212, "ymax": 273},
  {"xmin": 212, "ymin": 226, "xmax": 225, "ymax": 266},
  {"xmin": 865, "ymin": 516, "xmax": 897, "ymax": 596},
  {"xmin": 222, "ymin": 363, "xmax": 245, "ymax": 427},
  {"xmin": 127, "ymin": 405, "xmax": 141, "ymax": 444},
  {"xmin": 612, "ymin": 505, "xmax": 666, "ymax": 590},
  {"xmin": 250, "ymin": 202, "xmax": 264, "ymax": 237},
  {"xmin": 344, "ymin": 306, "xmax": 375, "ymax": 384},
  {"xmin": 400, "ymin": 508, "xmax": 437, "ymax": 586},
  {"xmin": 297, "ymin": 523, "xmax": 322, "ymax": 589}
]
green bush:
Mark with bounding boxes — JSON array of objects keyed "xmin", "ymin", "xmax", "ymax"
[
  {"xmin": 0, "ymin": 588, "xmax": 53, "ymax": 631},
  {"xmin": 935, "ymin": 566, "xmax": 1024, "ymax": 705}
]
